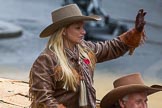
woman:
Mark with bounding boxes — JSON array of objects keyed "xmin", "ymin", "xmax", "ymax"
[{"xmin": 29, "ymin": 4, "xmax": 146, "ymax": 108}]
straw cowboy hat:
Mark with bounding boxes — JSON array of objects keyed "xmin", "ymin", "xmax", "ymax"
[
  {"xmin": 100, "ymin": 73, "xmax": 162, "ymax": 108},
  {"xmin": 40, "ymin": 4, "xmax": 101, "ymax": 38}
]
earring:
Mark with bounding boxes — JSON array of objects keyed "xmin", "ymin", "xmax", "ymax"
[{"xmin": 63, "ymin": 32, "xmax": 66, "ymax": 36}]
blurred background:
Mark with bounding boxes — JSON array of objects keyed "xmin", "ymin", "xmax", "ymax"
[{"xmin": 0, "ymin": 0, "xmax": 162, "ymax": 107}]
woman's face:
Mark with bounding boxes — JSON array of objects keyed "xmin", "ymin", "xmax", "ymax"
[{"xmin": 63, "ymin": 21, "xmax": 86, "ymax": 45}]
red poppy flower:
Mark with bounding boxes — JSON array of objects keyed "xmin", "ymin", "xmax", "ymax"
[{"xmin": 83, "ymin": 58, "xmax": 90, "ymax": 65}]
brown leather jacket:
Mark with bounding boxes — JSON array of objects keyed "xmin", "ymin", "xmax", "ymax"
[{"xmin": 29, "ymin": 38, "xmax": 129, "ymax": 108}]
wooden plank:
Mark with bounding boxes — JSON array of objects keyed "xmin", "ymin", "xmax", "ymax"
[{"xmin": 0, "ymin": 78, "xmax": 30, "ymax": 107}]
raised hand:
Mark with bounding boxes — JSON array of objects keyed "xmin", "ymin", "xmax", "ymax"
[
  {"xmin": 128, "ymin": 9, "xmax": 147, "ymax": 55},
  {"xmin": 119, "ymin": 9, "xmax": 147, "ymax": 55},
  {"xmin": 135, "ymin": 9, "xmax": 147, "ymax": 32}
]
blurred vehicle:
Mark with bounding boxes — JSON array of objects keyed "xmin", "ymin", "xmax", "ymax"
[
  {"xmin": 0, "ymin": 21, "xmax": 22, "ymax": 39},
  {"xmin": 62, "ymin": 0, "xmax": 128, "ymax": 41}
]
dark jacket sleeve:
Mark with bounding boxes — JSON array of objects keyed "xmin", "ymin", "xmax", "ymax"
[
  {"xmin": 84, "ymin": 38, "xmax": 129, "ymax": 63},
  {"xmin": 29, "ymin": 54, "xmax": 59, "ymax": 108}
]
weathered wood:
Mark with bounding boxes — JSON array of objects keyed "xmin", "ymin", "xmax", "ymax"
[{"xmin": 0, "ymin": 78, "xmax": 30, "ymax": 108}]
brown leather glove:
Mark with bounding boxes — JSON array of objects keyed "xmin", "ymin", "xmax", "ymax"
[{"xmin": 119, "ymin": 9, "xmax": 147, "ymax": 55}]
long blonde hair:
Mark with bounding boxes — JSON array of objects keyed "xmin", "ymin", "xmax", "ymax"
[{"xmin": 47, "ymin": 28, "xmax": 96, "ymax": 91}]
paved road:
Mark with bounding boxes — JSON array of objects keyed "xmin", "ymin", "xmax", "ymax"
[{"xmin": 0, "ymin": 0, "xmax": 162, "ymax": 82}]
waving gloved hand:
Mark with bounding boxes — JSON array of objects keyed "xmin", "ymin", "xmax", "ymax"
[
  {"xmin": 135, "ymin": 9, "xmax": 147, "ymax": 32},
  {"xmin": 119, "ymin": 9, "xmax": 147, "ymax": 55}
]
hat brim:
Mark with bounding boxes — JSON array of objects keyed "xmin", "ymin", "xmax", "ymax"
[
  {"xmin": 100, "ymin": 84, "xmax": 162, "ymax": 108},
  {"xmin": 40, "ymin": 15, "xmax": 101, "ymax": 38}
]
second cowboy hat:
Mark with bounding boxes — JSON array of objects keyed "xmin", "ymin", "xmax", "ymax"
[
  {"xmin": 40, "ymin": 4, "xmax": 101, "ymax": 38},
  {"xmin": 100, "ymin": 73, "xmax": 162, "ymax": 108}
]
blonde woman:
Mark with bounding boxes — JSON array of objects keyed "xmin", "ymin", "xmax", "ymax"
[{"xmin": 29, "ymin": 4, "xmax": 146, "ymax": 108}]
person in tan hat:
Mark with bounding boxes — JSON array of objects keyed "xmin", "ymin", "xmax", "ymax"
[
  {"xmin": 29, "ymin": 3, "xmax": 147, "ymax": 108},
  {"xmin": 100, "ymin": 73, "xmax": 162, "ymax": 108}
]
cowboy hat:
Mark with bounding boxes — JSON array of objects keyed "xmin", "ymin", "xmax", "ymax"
[
  {"xmin": 100, "ymin": 73, "xmax": 162, "ymax": 108},
  {"xmin": 40, "ymin": 4, "xmax": 101, "ymax": 38}
]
